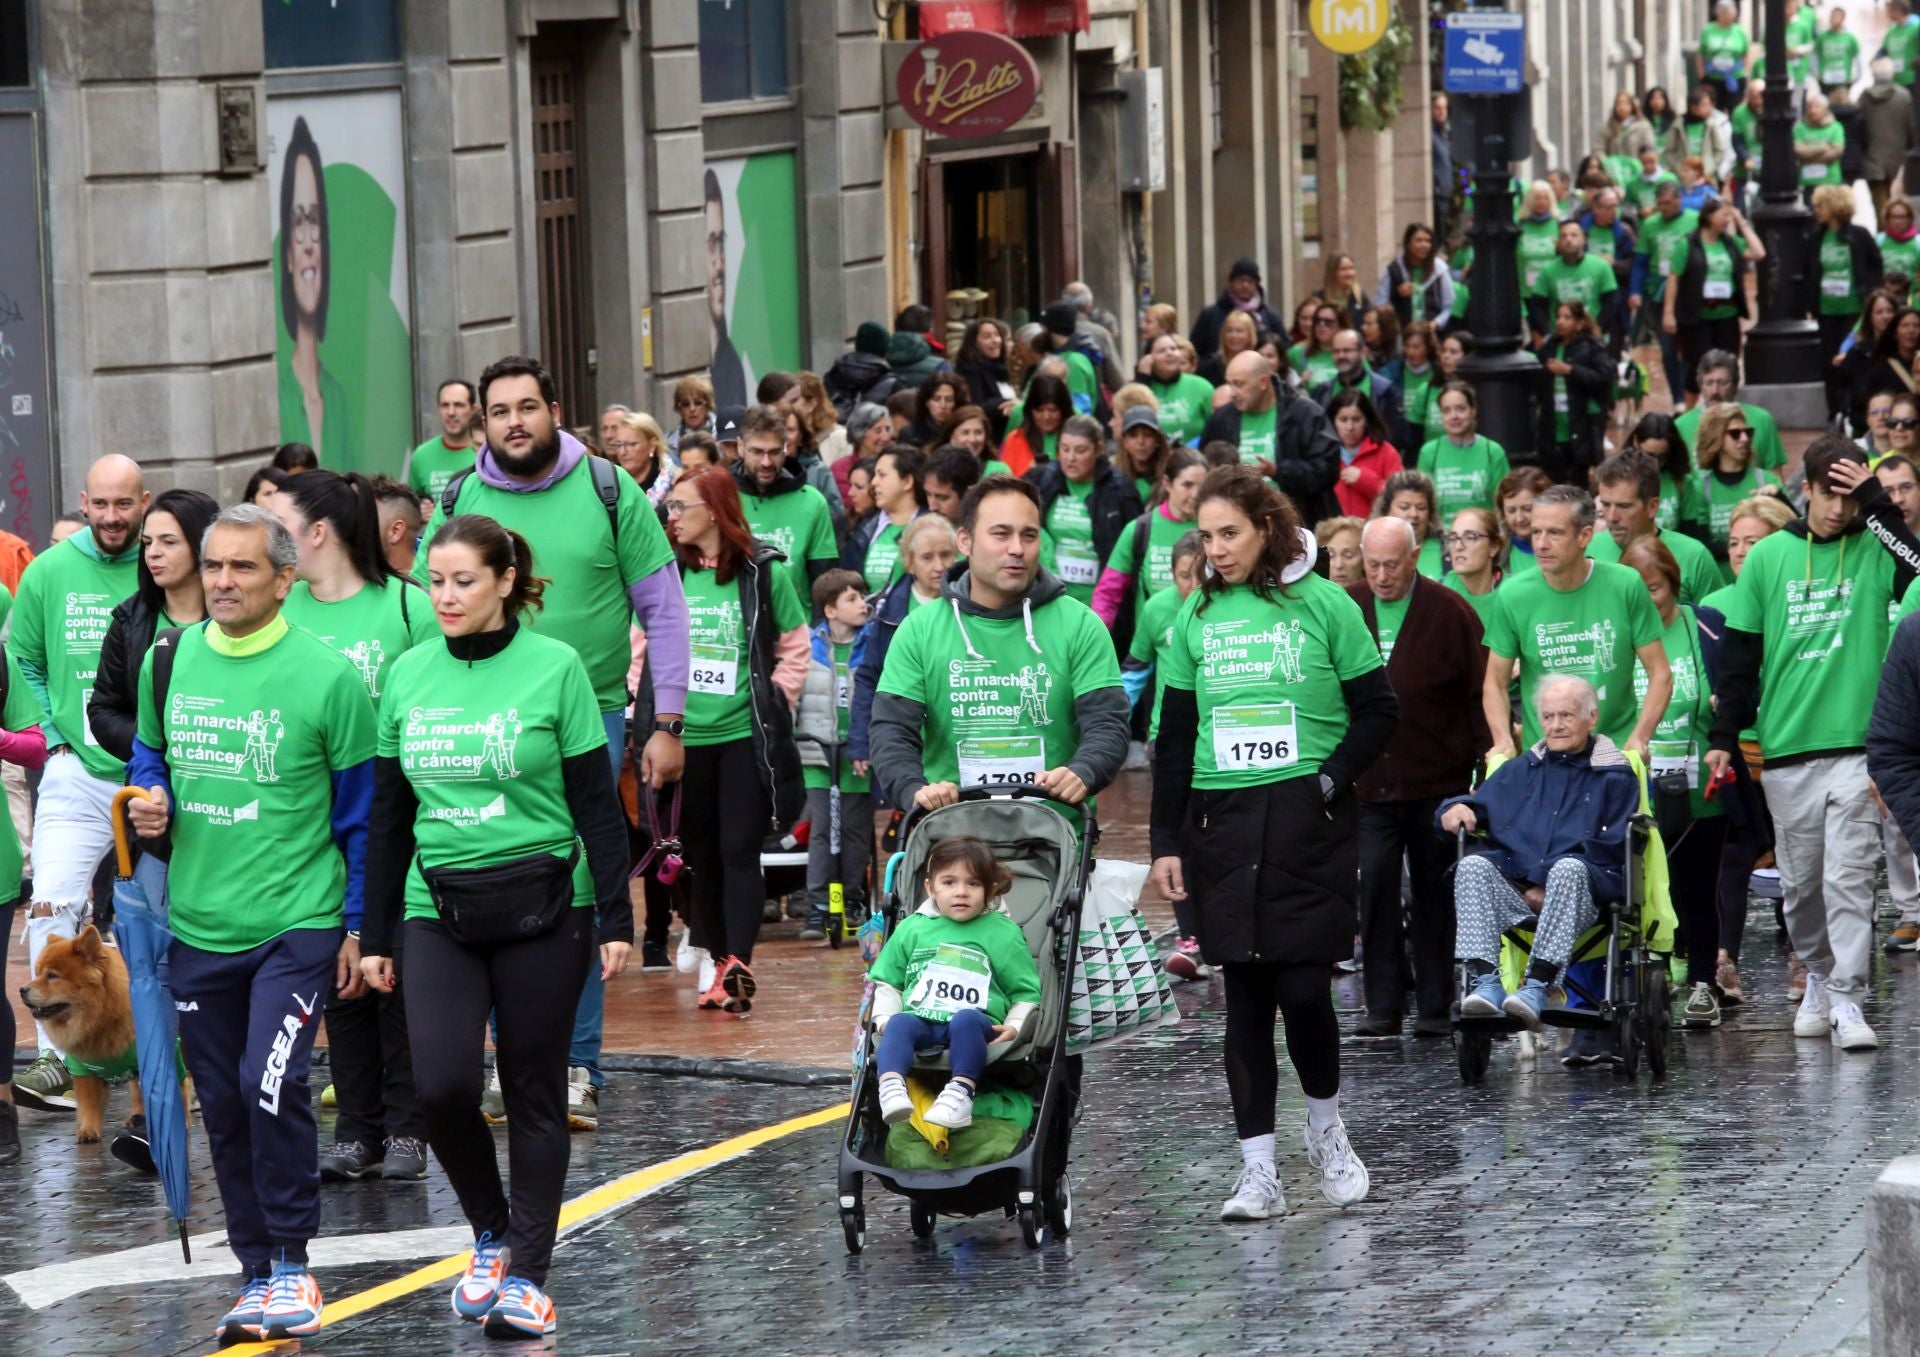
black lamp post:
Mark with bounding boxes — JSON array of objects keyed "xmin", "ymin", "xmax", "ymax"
[
  {"xmin": 1454, "ymin": 1, "xmax": 1539, "ymax": 464},
  {"xmin": 1744, "ymin": 0, "xmax": 1822, "ymax": 384}
]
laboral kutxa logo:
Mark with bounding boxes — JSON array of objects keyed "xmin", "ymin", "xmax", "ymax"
[{"xmin": 896, "ymin": 31, "xmax": 1040, "ymax": 138}]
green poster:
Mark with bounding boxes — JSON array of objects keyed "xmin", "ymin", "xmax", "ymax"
[{"xmin": 704, "ymin": 152, "xmax": 803, "ymax": 407}]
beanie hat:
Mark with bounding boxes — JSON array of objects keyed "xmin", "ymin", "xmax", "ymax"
[{"xmin": 855, "ymin": 321, "xmax": 891, "ymax": 357}]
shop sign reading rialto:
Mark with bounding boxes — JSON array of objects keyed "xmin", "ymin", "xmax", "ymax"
[{"xmin": 897, "ymin": 31, "xmax": 1041, "ymax": 138}]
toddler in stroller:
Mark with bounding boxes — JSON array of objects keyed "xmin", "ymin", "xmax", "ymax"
[{"xmin": 870, "ymin": 836, "xmax": 1043, "ymax": 1130}]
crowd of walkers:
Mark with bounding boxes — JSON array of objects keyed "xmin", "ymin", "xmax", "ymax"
[{"xmin": 14, "ymin": 3, "xmax": 1920, "ymax": 1332}]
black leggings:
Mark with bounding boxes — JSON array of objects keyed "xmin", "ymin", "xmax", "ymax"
[
  {"xmin": 1220, "ymin": 961, "xmax": 1341, "ymax": 1139},
  {"xmin": 681, "ymin": 738, "xmax": 772, "ymax": 963},
  {"xmin": 404, "ymin": 913, "xmax": 593, "ymax": 1288},
  {"xmin": 1670, "ymin": 814, "xmax": 1729, "ymax": 985},
  {"xmin": 0, "ymin": 902, "xmax": 13, "ymax": 1077}
]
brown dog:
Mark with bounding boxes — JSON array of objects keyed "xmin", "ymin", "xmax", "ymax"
[{"xmin": 18, "ymin": 926, "xmax": 143, "ymax": 1143}]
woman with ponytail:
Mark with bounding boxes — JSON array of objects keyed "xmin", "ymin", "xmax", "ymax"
[
  {"xmin": 270, "ymin": 470, "xmax": 440, "ymax": 1186},
  {"xmin": 358, "ymin": 514, "xmax": 632, "ymax": 1341}
]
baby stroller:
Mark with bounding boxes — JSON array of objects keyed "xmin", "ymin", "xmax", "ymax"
[
  {"xmin": 1449, "ymin": 811, "xmax": 1672, "ymax": 1085},
  {"xmin": 836, "ymin": 785, "xmax": 1091, "ymax": 1253}
]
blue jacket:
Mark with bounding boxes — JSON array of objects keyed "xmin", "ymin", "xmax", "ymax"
[
  {"xmin": 1437, "ymin": 734, "xmax": 1639, "ymax": 905},
  {"xmin": 847, "ymin": 571, "xmax": 920, "ymax": 765}
]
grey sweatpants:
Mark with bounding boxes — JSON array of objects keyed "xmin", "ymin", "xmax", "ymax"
[
  {"xmin": 1453, "ymin": 855, "xmax": 1597, "ymax": 980},
  {"xmin": 1763, "ymin": 754, "xmax": 1879, "ymax": 996},
  {"xmin": 1884, "ymin": 816, "xmax": 1919, "ymax": 926},
  {"xmin": 804, "ymin": 786, "xmax": 873, "ymax": 913}
]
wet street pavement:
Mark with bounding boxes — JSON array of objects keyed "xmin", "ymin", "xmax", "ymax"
[{"xmin": 0, "ymin": 891, "xmax": 1909, "ymax": 1356}]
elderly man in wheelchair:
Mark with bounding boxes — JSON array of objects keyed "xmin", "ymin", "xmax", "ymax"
[{"xmin": 1439, "ymin": 674, "xmax": 1641, "ymax": 1031}]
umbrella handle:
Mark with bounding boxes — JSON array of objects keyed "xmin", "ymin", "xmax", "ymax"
[{"xmin": 111, "ymin": 787, "xmax": 151, "ymax": 879}]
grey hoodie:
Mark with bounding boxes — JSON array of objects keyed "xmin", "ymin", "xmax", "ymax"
[{"xmin": 867, "ymin": 565, "xmax": 1130, "ymax": 810}]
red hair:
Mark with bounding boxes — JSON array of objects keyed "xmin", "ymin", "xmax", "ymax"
[{"xmin": 675, "ymin": 466, "xmax": 758, "ymax": 584}]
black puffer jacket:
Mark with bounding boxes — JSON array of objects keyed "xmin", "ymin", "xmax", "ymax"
[
  {"xmin": 823, "ymin": 352, "xmax": 900, "ymax": 421},
  {"xmin": 1870, "ymin": 612, "xmax": 1920, "ymax": 849},
  {"xmin": 1199, "ymin": 378, "xmax": 1343, "ymax": 522},
  {"xmin": 89, "ymin": 593, "xmax": 166, "ymax": 764},
  {"xmin": 1023, "ymin": 457, "xmax": 1146, "ymax": 572},
  {"xmin": 1534, "ymin": 333, "xmax": 1616, "ymax": 470}
]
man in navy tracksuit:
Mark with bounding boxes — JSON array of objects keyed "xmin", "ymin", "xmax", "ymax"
[{"xmin": 128, "ymin": 505, "xmax": 375, "ymax": 1346}]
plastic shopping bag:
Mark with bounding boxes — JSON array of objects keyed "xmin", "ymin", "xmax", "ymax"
[{"xmin": 1066, "ymin": 860, "xmax": 1179, "ymax": 1053}]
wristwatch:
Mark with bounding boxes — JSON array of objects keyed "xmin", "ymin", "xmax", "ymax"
[{"xmin": 652, "ymin": 718, "xmax": 685, "ymax": 738}]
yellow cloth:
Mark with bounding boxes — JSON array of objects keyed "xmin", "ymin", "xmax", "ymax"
[{"xmin": 904, "ymin": 1076, "xmax": 949, "ymax": 1156}]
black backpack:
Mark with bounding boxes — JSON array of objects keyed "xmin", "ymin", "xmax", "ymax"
[{"xmin": 440, "ymin": 455, "xmax": 623, "ymax": 548}]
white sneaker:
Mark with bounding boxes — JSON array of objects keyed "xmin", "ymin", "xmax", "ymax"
[
  {"xmin": 1220, "ymin": 1160, "xmax": 1284, "ymax": 1221},
  {"xmin": 1828, "ymin": 996, "xmax": 1880, "ymax": 1051},
  {"xmin": 696, "ymin": 952, "xmax": 717, "ymax": 995},
  {"xmin": 1305, "ymin": 1119, "xmax": 1371, "ymax": 1208},
  {"xmin": 1792, "ymin": 972, "xmax": 1830, "ymax": 1038},
  {"xmin": 676, "ymin": 934, "xmax": 706, "ymax": 976},
  {"xmin": 877, "ymin": 1075, "xmax": 914, "ymax": 1125},
  {"xmin": 924, "ymin": 1082, "xmax": 975, "ymax": 1130}
]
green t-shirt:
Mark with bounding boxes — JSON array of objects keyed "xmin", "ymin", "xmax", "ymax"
[
  {"xmin": 282, "ymin": 578, "xmax": 439, "ymax": 703},
  {"xmin": 876, "ymin": 587, "xmax": 1121, "ymax": 821},
  {"xmin": 1817, "ymin": 226, "xmax": 1860, "ymax": 315},
  {"xmin": 1797, "ymin": 121, "xmax": 1846, "ymax": 190},
  {"xmin": 1699, "ymin": 235, "xmax": 1745, "ymax": 322},
  {"xmin": 1720, "ymin": 526, "xmax": 1898, "ymax": 758},
  {"xmin": 681, "ymin": 560, "xmax": 806, "ymax": 748},
  {"xmin": 1516, "ymin": 218, "xmax": 1562, "ymax": 293},
  {"xmin": 1881, "ymin": 234, "xmax": 1920, "ymax": 303},
  {"xmin": 740, "ymin": 482, "xmax": 840, "ymax": 614},
  {"xmin": 1148, "ymin": 373, "xmax": 1217, "ymax": 446},
  {"xmin": 1696, "ymin": 465, "xmax": 1783, "ymax": 574},
  {"xmin": 1786, "ymin": 5, "xmax": 1820, "ymax": 84},
  {"xmin": 1236, "ymin": 405, "xmax": 1279, "ymax": 470},
  {"xmin": 417, "ymin": 456, "xmax": 676, "ymax": 711},
  {"xmin": 0, "ymin": 650, "xmax": 45, "ymax": 888},
  {"xmin": 1372, "ymin": 593, "xmax": 1411, "ymax": 662},
  {"xmin": 1528, "ymin": 253, "xmax": 1620, "ymax": 319},
  {"xmin": 1417, "ymin": 536, "xmax": 1446, "ymax": 581},
  {"xmin": 1888, "ymin": 19, "xmax": 1920, "ymax": 86},
  {"xmin": 1635, "ymin": 210, "xmax": 1700, "ymax": 301},
  {"xmin": 1814, "ymin": 27, "xmax": 1860, "ymax": 86},
  {"xmin": 1443, "ymin": 572, "xmax": 1502, "ymax": 629},
  {"xmin": 1656, "ymin": 470, "xmax": 1709, "ymax": 531},
  {"xmin": 868, "ymin": 909, "xmax": 1042, "ymax": 1025},
  {"xmin": 1416, "ymin": 434, "xmax": 1512, "ymax": 522},
  {"xmin": 137, "ymin": 622, "xmax": 376, "ymax": 953},
  {"xmin": 377, "ymin": 627, "xmax": 605, "ymax": 922},
  {"xmin": 1587, "ymin": 525, "xmax": 1722, "ymax": 607},
  {"xmin": 406, "ymin": 437, "xmax": 476, "ymax": 501},
  {"xmin": 1159, "ymin": 574, "xmax": 1381, "ymax": 790},
  {"xmin": 861, "ymin": 520, "xmax": 907, "ymax": 596},
  {"xmin": 1403, "ymin": 367, "xmax": 1436, "ymax": 443},
  {"xmin": 1482, "ymin": 560, "xmax": 1665, "ymax": 750},
  {"xmin": 10, "ymin": 534, "xmax": 139, "ymax": 781},
  {"xmin": 1127, "ymin": 583, "xmax": 1188, "ymax": 740},
  {"xmin": 1061, "ymin": 350, "xmax": 1099, "ymax": 416},
  {"xmin": 1105, "ymin": 508, "xmax": 1191, "ymax": 605},
  {"xmin": 1684, "ymin": 121, "xmax": 1707, "ymax": 158},
  {"xmin": 1045, "ymin": 480, "xmax": 1099, "ymax": 605},
  {"xmin": 1731, "ymin": 104, "xmax": 1761, "ymax": 179},
  {"xmin": 1625, "ymin": 172, "xmax": 1679, "ymax": 219},
  {"xmin": 1286, "ymin": 345, "xmax": 1338, "ymax": 390},
  {"xmin": 1674, "ymin": 401, "xmax": 1786, "ymax": 471},
  {"xmin": 1634, "ymin": 604, "xmax": 1720, "ymax": 819},
  {"xmin": 1699, "ymin": 22, "xmax": 1750, "ymax": 84},
  {"xmin": 804, "ymin": 637, "xmax": 872, "ymax": 793}
]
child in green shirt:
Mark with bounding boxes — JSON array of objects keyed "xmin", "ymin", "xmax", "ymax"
[{"xmin": 871, "ymin": 836, "xmax": 1043, "ymax": 1130}]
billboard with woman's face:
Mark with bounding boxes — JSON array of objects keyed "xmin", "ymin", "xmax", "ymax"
[{"xmin": 267, "ymin": 90, "xmax": 414, "ymax": 475}]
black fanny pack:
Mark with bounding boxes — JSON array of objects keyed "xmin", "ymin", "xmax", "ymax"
[{"xmin": 417, "ymin": 843, "xmax": 581, "ymax": 946}]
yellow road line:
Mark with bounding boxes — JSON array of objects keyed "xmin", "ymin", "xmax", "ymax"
[{"xmin": 208, "ymin": 1100, "xmax": 847, "ymax": 1354}]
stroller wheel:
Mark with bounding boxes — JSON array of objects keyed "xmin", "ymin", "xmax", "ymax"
[
  {"xmin": 1017, "ymin": 1202, "xmax": 1044, "ymax": 1250},
  {"xmin": 841, "ymin": 1204, "xmax": 866, "ymax": 1255},
  {"xmin": 1642, "ymin": 967, "xmax": 1671, "ymax": 1080},
  {"xmin": 1612, "ymin": 1010, "xmax": 1641, "ymax": 1080},
  {"xmin": 1044, "ymin": 1174, "xmax": 1072, "ymax": 1239},
  {"xmin": 910, "ymin": 1202, "xmax": 936, "ymax": 1240},
  {"xmin": 1456, "ymin": 1030, "xmax": 1492, "ymax": 1085}
]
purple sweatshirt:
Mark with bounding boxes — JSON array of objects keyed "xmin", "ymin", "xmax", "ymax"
[{"xmin": 476, "ymin": 432, "xmax": 691, "ymax": 715}]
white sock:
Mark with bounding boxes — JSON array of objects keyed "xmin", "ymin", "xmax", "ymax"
[
  {"xmin": 1238, "ymin": 1133, "xmax": 1275, "ymax": 1169},
  {"xmin": 1305, "ymin": 1095, "xmax": 1341, "ymax": 1133}
]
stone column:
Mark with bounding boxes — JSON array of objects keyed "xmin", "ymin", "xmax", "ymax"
[{"xmin": 637, "ymin": 0, "xmax": 710, "ymax": 415}]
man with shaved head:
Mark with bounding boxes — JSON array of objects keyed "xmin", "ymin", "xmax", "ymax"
[
  {"xmin": 1345, "ymin": 514, "xmax": 1487, "ymax": 1038},
  {"xmin": 10, "ymin": 453, "xmax": 149, "ymax": 1115},
  {"xmin": 1198, "ymin": 350, "xmax": 1342, "ymax": 522}
]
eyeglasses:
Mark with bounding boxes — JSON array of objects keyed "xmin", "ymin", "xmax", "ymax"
[
  {"xmin": 677, "ymin": 399, "xmax": 708, "ymax": 412},
  {"xmin": 1890, "ymin": 418, "xmax": 1920, "ymax": 431},
  {"xmin": 1445, "ymin": 531, "xmax": 1489, "ymax": 546},
  {"xmin": 1314, "ymin": 316, "xmax": 1339, "ymax": 327},
  {"xmin": 663, "ymin": 501, "xmax": 704, "ymax": 516},
  {"xmin": 1726, "ymin": 427, "xmax": 1754, "ymax": 440},
  {"xmin": 605, "ymin": 439, "xmax": 641, "ymax": 451}
]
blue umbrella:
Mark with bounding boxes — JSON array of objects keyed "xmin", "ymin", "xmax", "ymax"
[{"xmin": 109, "ymin": 787, "xmax": 191, "ymax": 1263}]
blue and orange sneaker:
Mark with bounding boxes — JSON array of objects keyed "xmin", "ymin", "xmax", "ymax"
[
  {"xmin": 214, "ymin": 1276, "xmax": 270, "ymax": 1346},
  {"xmin": 260, "ymin": 1258, "xmax": 324, "ymax": 1339},
  {"xmin": 483, "ymin": 1277, "xmax": 558, "ymax": 1339},
  {"xmin": 452, "ymin": 1232, "xmax": 511, "ymax": 1322}
]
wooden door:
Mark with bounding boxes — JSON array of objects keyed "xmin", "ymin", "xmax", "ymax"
[{"xmin": 532, "ymin": 54, "xmax": 593, "ymax": 421}]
